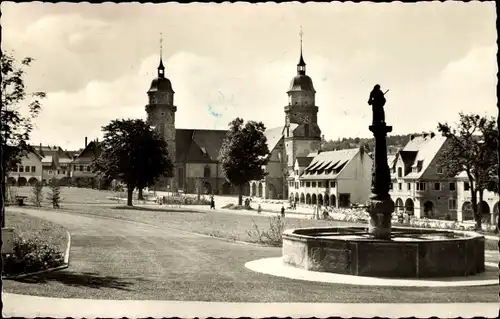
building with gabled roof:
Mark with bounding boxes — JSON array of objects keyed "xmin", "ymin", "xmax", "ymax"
[
  {"xmin": 389, "ymin": 133, "xmax": 458, "ymax": 219},
  {"xmin": 145, "ymin": 34, "xmax": 324, "ymax": 199},
  {"xmin": 288, "ymin": 147, "xmax": 372, "ymax": 207},
  {"xmin": 7, "ymin": 143, "xmax": 74, "ymax": 186}
]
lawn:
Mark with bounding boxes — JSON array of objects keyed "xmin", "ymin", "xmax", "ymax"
[
  {"xmin": 56, "ymin": 203, "xmax": 358, "ymax": 244},
  {"xmin": 3, "ymin": 207, "xmax": 498, "ymax": 303},
  {"xmin": 5, "ymin": 210, "xmax": 68, "ymax": 254}
]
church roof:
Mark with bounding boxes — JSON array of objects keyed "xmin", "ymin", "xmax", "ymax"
[
  {"xmin": 148, "ymin": 77, "xmax": 174, "ymax": 93},
  {"xmin": 287, "ymin": 74, "xmax": 316, "ymax": 93},
  {"xmin": 175, "ymin": 129, "xmax": 227, "ymax": 163},
  {"xmin": 264, "ymin": 126, "xmax": 285, "ymax": 153}
]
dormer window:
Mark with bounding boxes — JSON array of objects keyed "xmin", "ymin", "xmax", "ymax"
[
  {"xmin": 201, "ymin": 147, "xmax": 207, "ymax": 155},
  {"xmin": 397, "ymin": 167, "xmax": 402, "ymax": 178}
]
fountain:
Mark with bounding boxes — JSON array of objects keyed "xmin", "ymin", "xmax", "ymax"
[{"xmin": 281, "ymin": 85, "xmax": 485, "ymax": 278}]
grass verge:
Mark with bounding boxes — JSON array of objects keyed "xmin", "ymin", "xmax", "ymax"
[{"xmin": 5, "ymin": 210, "xmax": 68, "ymax": 253}]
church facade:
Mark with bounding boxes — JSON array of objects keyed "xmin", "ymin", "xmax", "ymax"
[{"xmin": 145, "ymin": 41, "xmax": 322, "ymax": 199}]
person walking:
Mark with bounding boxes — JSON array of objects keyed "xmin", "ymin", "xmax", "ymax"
[
  {"xmin": 281, "ymin": 205, "xmax": 285, "ymax": 218},
  {"xmin": 210, "ymin": 196, "xmax": 215, "ymax": 210}
]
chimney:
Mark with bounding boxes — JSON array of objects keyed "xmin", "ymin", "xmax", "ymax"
[
  {"xmin": 85, "ymin": 137, "xmax": 88, "ymax": 147},
  {"xmin": 39, "ymin": 143, "xmax": 42, "ymax": 151},
  {"xmin": 423, "ymin": 133, "xmax": 429, "ymax": 139},
  {"xmin": 410, "ymin": 135, "xmax": 415, "ymax": 141},
  {"xmin": 430, "ymin": 132, "xmax": 435, "ymax": 138}
]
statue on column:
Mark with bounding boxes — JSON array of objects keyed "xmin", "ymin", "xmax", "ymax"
[{"xmin": 367, "ymin": 84, "xmax": 388, "ymax": 125}]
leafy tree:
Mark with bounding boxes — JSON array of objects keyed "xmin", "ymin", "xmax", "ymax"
[
  {"xmin": 92, "ymin": 119, "xmax": 173, "ymax": 206},
  {"xmin": 219, "ymin": 118, "xmax": 270, "ymax": 206},
  {"xmin": 1, "ymin": 52, "xmax": 46, "ymax": 227},
  {"xmin": 437, "ymin": 113, "xmax": 498, "ymax": 229}
]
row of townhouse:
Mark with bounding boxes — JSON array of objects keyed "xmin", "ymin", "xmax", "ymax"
[
  {"xmin": 388, "ymin": 133, "xmax": 499, "ymax": 224},
  {"xmin": 287, "ymin": 147, "xmax": 373, "ymax": 208},
  {"xmin": 6, "ymin": 137, "xmax": 101, "ymax": 186}
]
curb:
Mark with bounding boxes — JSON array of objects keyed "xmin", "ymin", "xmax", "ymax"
[{"xmin": 2, "ymin": 230, "xmax": 72, "ymax": 280}]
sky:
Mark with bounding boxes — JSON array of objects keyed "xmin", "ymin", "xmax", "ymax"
[{"xmin": 2, "ymin": 2, "xmax": 497, "ymax": 150}]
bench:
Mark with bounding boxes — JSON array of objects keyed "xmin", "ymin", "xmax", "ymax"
[{"xmin": 15, "ymin": 195, "xmax": 28, "ymax": 206}]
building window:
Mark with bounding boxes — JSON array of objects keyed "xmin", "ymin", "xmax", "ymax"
[
  {"xmin": 295, "ymin": 182, "xmax": 299, "ymax": 189},
  {"xmin": 63, "ymin": 170, "xmax": 66, "ymax": 175},
  {"xmin": 312, "ymin": 181, "xmax": 316, "ymax": 187},
  {"xmin": 86, "ymin": 166, "xmax": 91, "ymax": 172},
  {"xmin": 464, "ymin": 182, "xmax": 470, "ymax": 191},
  {"xmin": 318, "ymin": 182, "xmax": 322, "ymax": 188},
  {"xmin": 330, "ymin": 181, "xmax": 336, "ymax": 188},
  {"xmin": 448, "ymin": 198, "xmax": 457, "ymax": 210},
  {"xmin": 12, "ymin": 166, "xmax": 18, "ymax": 172},
  {"xmin": 31, "ymin": 166, "xmax": 36, "ymax": 172},
  {"xmin": 57, "ymin": 170, "xmax": 60, "ymax": 175},
  {"xmin": 19, "ymin": 166, "xmax": 24, "ymax": 172},
  {"xmin": 449, "ymin": 182, "xmax": 456, "ymax": 191},
  {"xmin": 295, "ymin": 170, "xmax": 299, "ymax": 175},
  {"xmin": 416, "ymin": 182, "xmax": 427, "ymax": 191},
  {"xmin": 437, "ymin": 166, "xmax": 443, "ymax": 174},
  {"xmin": 25, "ymin": 166, "xmax": 30, "ymax": 173},
  {"xmin": 79, "ymin": 165, "xmax": 84, "ymax": 171},
  {"xmin": 203, "ymin": 166, "xmax": 211, "ymax": 178},
  {"xmin": 407, "ymin": 183, "xmax": 411, "ymax": 190},
  {"xmin": 434, "ymin": 182, "xmax": 441, "ymax": 191},
  {"xmin": 48, "ymin": 170, "xmax": 53, "ymax": 175},
  {"xmin": 398, "ymin": 183, "xmax": 402, "ymax": 190},
  {"xmin": 389, "ymin": 183, "xmax": 393, "ymax": 190},
  {"xmin": 300, "ymin": 181, "xmax": 304, "ymax": 187},
  {"xmin": 397, "ymin": 167, "xmax": 402, "ymax": 178},
  {"xmin": 306, "ymin": 182, "xmax": 311, "ymax": 187}
]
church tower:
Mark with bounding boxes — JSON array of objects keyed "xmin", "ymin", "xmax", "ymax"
[
  {"xmin": 145, "ymin": 36, "xmax": 177, "ymax": 190},
  {"xmin": 284, "ymin": 28, "xmax": 322, "ymax": 172}
]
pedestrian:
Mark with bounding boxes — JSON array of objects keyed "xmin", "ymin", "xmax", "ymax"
[
  {"xmin": 281, "ymin": 205, "xmax": 285, "ymax": 218},
  {"xmin": 210, "ymin": 196, "xmax": 215, "ymax": 210}
]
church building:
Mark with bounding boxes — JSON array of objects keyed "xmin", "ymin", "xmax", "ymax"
[{"xmin": 145, "ymin": 35, "xmax": 322, "ymax": 199}]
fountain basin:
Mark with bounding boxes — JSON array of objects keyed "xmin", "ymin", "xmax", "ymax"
[{"xmin": 282, "ymin": 226, "xmax": 485, "ymax": 278}]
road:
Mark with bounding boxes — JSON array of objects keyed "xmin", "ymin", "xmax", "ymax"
[{"xmin": 3, "ymin": 207, "xmax": 498, "ymax": 303}]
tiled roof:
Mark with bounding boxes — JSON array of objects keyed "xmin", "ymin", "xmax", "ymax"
[
  {"xmin": 401, "ymin": 135, "xmax": 447, "ymax": 179},
  {"xmin": 72, "ymin": 141, "xmax": 102, "ymax": 164},
  {"xmin": 264, "ymin": 126, "xmax": 285, "ymax": 153},
  {"xmin": 176, "ymin": 129, "xmax": 227, "ymax": 163},
  {"xmin": 300, "ymin": 148, "xmax": 360, "ymax": 180},
  {"xmin": 296, "ymin": 156, "xmax": 313, "ymax": 167}
]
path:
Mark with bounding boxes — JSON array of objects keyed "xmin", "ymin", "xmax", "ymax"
[{"xmin": 2, "ymin": 207, "xmax": 499, "ymax": 318}]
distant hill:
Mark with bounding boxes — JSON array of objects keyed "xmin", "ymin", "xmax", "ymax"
[{"xmin": 321, "ymin": 133, "xmax": 418, "ymax": 154}]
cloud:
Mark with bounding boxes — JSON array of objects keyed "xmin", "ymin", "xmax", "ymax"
[{"xmin": 28, "ymin": 42, "xmax": 497, "ymax": 150}]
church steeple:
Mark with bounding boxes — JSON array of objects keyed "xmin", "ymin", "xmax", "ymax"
[
  {"xmin": 297, "ymin": 26, "xmax": 306, "ymax": 75},
  {"xmin": 158, "ymin": 32, "xmax": 165, "ymax": 78}
]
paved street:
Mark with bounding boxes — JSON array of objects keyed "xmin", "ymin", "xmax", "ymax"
[{"xmin": 3, "ymin": 207, "xmax": 499, "ymax": 305}]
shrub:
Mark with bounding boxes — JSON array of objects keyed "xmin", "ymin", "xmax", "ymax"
[
  {"xmin": 159, "ymin": 195, "xmax": 210, "ymax": 205},
  {"xmin": 2, "ymin": 236, "xmax": 65, "ymax": 276},
  {"xmin": 246, "ymin": 216, "xmax": 285, "ymax": 247},
  {"xmin": 30, "ymin": 181, "xmax": 44, "ymax": 207},
  {"xmin": 221, "ymin": 203, "xmax": 254, "ymax": 210},
  {"xmin": 46, "ymin": 179, "xmax": 61, "ymax": 208}
]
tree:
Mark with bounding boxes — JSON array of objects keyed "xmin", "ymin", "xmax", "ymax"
[
  {"xmin": 218, "ymin": 118, "xmax": 270, "ymax": 206},
  {"xmin": 92, "ymin": 119, "xmax": 173, "ymax": 206},
  {"xmin": 30, "ymin": 181, "xmax": 44, "ymax": 207},
  {"xmin": 1, "ymin": 52, "xmax": 46, "ymax": 227},
  {"xmin": 437, "ymin": 113, "xmax": 498, "ymax": 229},
  {"xmin": 46, "ymin": 179, "xmax": 61, "ymax": 209}
]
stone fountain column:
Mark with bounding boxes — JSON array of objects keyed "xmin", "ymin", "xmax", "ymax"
[{"xmin": 367, "ymin": 84, "xmax": 395, "ymax": 240}]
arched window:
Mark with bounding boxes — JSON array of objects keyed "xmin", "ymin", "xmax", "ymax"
[{"xmin": 203, "ymin": 165, "xmax": 211, "ymax": 178}]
